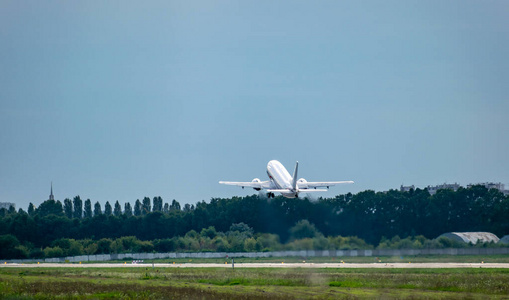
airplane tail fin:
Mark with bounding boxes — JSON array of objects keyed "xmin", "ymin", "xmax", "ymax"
[{"xmin": 292, "ymin": 161, "xmax": 299, "ymax": 191}]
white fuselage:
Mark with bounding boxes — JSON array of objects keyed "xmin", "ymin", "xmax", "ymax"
[{"xmin": 266, "ymin": 160, "xmax": 296, "ymax": 198}]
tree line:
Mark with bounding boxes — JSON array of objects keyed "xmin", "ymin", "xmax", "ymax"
[
  {"xmin": 1, "ymin": 221, "xmax": 492, "ymax": 260},
  {"xmin": 0, "ymin": 185, "xmax": 508, "ymax": 259}
]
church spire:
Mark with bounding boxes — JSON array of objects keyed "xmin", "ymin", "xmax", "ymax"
[{"xmin": 49, "ymin": 182, "xmax": 54, "ymax": 201}]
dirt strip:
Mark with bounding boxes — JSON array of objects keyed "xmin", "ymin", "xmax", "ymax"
[{"xmin": 2, "ymin": 262, "xmax": 509, "ymax": 268}]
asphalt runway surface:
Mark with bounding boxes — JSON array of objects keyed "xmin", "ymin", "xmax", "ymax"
[{"xmin": 2, "ymin": 262, "xmax": 509, "ymax": 268}]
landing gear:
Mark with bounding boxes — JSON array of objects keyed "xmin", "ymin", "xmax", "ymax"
[{"xmin": 267, "ymin": 192, "xmax": 275, "ymax": 198}]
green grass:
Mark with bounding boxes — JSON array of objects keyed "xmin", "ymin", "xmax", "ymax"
[{"xmin": 1, "ymin": 267, "xmax": 509, "ymax": 299}]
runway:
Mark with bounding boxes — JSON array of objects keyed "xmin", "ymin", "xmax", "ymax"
[{"xmin": 3, "ymin": 262, "xmax": 509, "ymax": 268}]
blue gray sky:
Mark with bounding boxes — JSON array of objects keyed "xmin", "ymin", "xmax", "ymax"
[{"xmin": 1, "ymin": 1, "xmax": 508, "ymax": 210}]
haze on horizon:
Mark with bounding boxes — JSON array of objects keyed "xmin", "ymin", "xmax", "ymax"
[{"xmin": 1, "ymin": 1, "xmax": 508, "ymax": 209}]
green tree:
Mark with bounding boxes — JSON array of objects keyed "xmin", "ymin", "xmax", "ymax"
[
  {"xmin": 94, "ymin": 201, "xmax": 102, "ymax": 216},
  {"xmin": 63, "ymin": 198, "xmax": 73, "ymax": 219},
  {"xmin": 36, "ymin": 199, "xmax": 64, "ymax": 217},
  {"xmin": 153, "ymin": 238, "xmax": 175, "ymax": 252},
  {"xmin": 229, "ymin": 222, "xmax": 254, "ymax": 237},
  {"xmin": 201, "ymin": 226, "xmax": 217, "ymax": 239},
  {"xmin": 124, "ymin": 202, "xmax": 132, "ymax": 217},
  {"xmin": 72, "ymin": 196, "xmax": 83, "ymax": 219},
  {"xmin": 96, "ymin": 238, "xmax": 113, "ymax": 254},
  {"xmin": 134, "ymin": 200, "xmax": 142, "ymax": 216},
  {"xmin": 142, "ymin": 197, "xmax": 151, "ymax": 215},
  {"xmin": 114, "ymin": 201, "xmax": 122, "ymax": 217},
  {"xmin": 153, "ymin": 196, "xmax": 163, "ymax": 212},
  {"xmin": 0, "ymin": 235, "xmax": 22, "ymax": 259},
  {"xmin": 27, "ymin": 203, "xmax": 36, "ymax": 217},
  {"xmin": 9, "ymin": 213, "xmax": 37, "ymax": 244},
  {"xmin": 213, "ymin": 236, "xmax": 229, "ymax": 252},
  {"xmin": 43, "ymin": 246, "xmax": 64, "ymax": 258},
  {"xmin": 104, "ymin": 201, "xmax": 112, "ymax": 216},
  {"xmin": 163, "ymin": 203, "xmax": 169, "ymax": 213},
  {"xmin": 170, "ymin": 199, "xmax": 181, "ymax": 211},
  {"xmin": 83, "ymin": 199, "xmax": 93, "ymax": 218},
  {"xmin": 289, "ymin": 220, "xmax": 322, "ymax": 241},
  {"xmin": 244, "ymin": 237, "xmax": 258, "ymax": 252}
]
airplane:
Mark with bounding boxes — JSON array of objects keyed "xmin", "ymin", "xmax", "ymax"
[{"xmin": 219, "ymin": 160, "xmax": 354, "ymax": 198}]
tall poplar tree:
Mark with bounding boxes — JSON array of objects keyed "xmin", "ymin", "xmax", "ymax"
[
  {"xmin": 63, "ymin": 198, "xmax": 73, "ymax": 218},
  {"xmin": 170, "ymin": 199, "xmax": 181, "ymax": 211},
  {"xmin": 72, "ymin": 196, "xmax": 83, "ymax": 219},
  {"xmin": 153, "ymin": 196, "xmax": 163, "ymax": 212},
  {"xmin": 27, "ymin": 203, "xmax": 35, "ymax": 216},
  {"xmin": 94, "ymin": 201, "xmax": 102, "ymax": 216},
  {"xmin": 83, "ymin": 199, "xmax": 93, "ymax": 218},
  {"xmin": 104, "ymin": 201, "xmax": 112, "ymax": 216},
  {"xmin": 142, "ymin": 197, "xmax": 151, "ymax": 215},
  {"xmin": 124, "ymin": 202, "xmax": 132, "ymax": 217},
  {"xmin": 134, "ymin": 199, "xmax": 142, "ymax": 216},
  {"xmin": 114, "ymin": 201, "xmax": 122, "ymax": 216}
]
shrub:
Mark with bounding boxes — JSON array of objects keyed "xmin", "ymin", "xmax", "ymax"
[
  {"xmin": 312, "ymin": 236, "xmax": 329, "ymax": 250},
  {"xmin": 244, "ymin": 237, "xmax": 257, "ymax": 252},
  {"xmin": 200, "ymin": 226, "xmax": 217, "ymax": 239},
  {"xmin": 0, "ymin": 234, "xmax": 21, "ymax": 259},
  {"xmin": 43, "ymin": 246, "xmax": 64, "ymax": 258},
  {"xmin": 289, "ymin": 220, "xmax": 322, "ymax": 241},
  {"xmin": 153, "ymin": 238, "xmax": 175, "ymax": 252}
]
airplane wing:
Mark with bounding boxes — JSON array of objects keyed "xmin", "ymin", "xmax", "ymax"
[
  {"xmin": 303, "ymin": 181, "xmax": 354, "ymax": 188},
  {"xmin": 267, "ymin": 189, "xmax": 329, "ymax": 193},
  {"xmin": 266, "ymin": 189, "xmax": 291, "ymax": 193},
  {"xmin": 297, "ymin": 189, "xmax": 329, "ymax": 192},
  {"xmin": 219, "ymin": 181, "xmax": 272, "ymax": 189}
]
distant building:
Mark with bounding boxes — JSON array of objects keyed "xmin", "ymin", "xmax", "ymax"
[
  {"xmin": 499, "ymin": 235, "xmax": 509, "ymax": 244},
  {"xmin": 0, "ymin": 202, "xmax": 15, "ymax": 210},
  {"xmin": 400, "ymin": 185, "xmax": 415, "ymax": 192},
  {"xmin": 467, "ymin": 182, "xmax": 509, "ymax": 195},
  {"xmin": 426, "ymin": 183, "xmax": 461, "ymax": 195},
  {"xmin": 438, "ymin": 232, "xmax": 499, "ymax": 244}
]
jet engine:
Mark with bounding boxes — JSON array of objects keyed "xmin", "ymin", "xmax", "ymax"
[
  {"xmin": 297, "ymin": 178, "xmax": 308, "ymax": 189},
  {"xmin": 252, "ymin": 178, "xmax": 262, "ymax": 191}
]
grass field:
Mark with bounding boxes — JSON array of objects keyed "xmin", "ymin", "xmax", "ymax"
[{"xmin": 1, "ymin": 265, "xmax": 509, "ymax": 299}]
